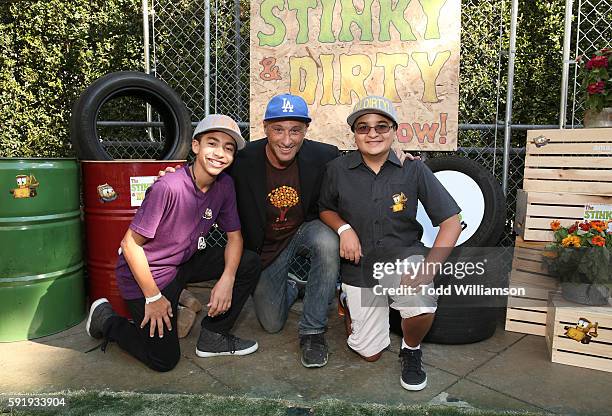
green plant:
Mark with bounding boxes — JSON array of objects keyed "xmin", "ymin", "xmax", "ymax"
[
  {"xmin": 578, "ymin": 48, "xmax": 612, "ymax": 113},
  {"xmin": 545, "ymin": 219, "xmax": 612, "ymax": 285}
]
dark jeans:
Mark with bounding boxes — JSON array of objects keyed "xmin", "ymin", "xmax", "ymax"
[
  {"xmin": 104, "ymin": 247, "xmax": 261, "ymax": 372},
  {"xmin": 252, "ymin": 220, "xmax": 339, "ymax": 335}
]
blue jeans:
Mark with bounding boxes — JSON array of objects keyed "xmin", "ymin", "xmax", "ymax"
[{"xmin": 253, "ymin": 220, "xmax": 339, "ymax": 335}]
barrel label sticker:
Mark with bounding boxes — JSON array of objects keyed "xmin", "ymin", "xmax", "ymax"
[
  {"xmin": 10, "ymin": 174, "xmax": 39, "ymax": 199},
  {"xmin": 130, "ymin": 176, "xmax": 156, "ymax": 207},
  {"xmin": 97, "ymin": 183, "xmax": 118, "ymax": 203}
]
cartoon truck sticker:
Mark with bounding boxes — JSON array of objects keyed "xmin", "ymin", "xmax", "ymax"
[{"xmin": 10, "ymin": 174, "xmax": 39, "ymax": 199}]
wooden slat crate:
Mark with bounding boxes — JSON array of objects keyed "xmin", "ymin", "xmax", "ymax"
[
  {"xmin": 524, "ymin": 128, "xmax": 612, "ymax": 196},
  {"xmin": 546, "ymin": 293, "xmax": 612, "ymax": 373},
  {"xmin": 514, "ymin": 189, "xmax": 612, "ymax": 241},
  {"xmin": 505, "ymin": 237, "xmax": 559, "ymax": 336}
]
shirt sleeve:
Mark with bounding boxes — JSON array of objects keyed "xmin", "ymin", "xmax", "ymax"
[
  {"xmin": 129, "ymin": 181, "xmax": 171, "ymax": 239},
  {"xmin": 216, "ymin": 176, "xmax": 241, "ymax": 232},
  {"xmin": 318, "ymin": 162, "xmax": 339, "ymax": 212},
  {"xmin": 416, "ymin": 162, "xmax": 461, "ymax": 227}
]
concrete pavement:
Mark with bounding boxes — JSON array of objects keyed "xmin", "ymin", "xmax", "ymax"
[{"xmin": 1, "ymin": 284, "xmax": 610, "ymax": 415}]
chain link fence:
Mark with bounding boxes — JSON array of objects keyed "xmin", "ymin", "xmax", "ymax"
[
  {"xmin": 145, "ymin": 0, "xmax": 605, "ymax": 269},
  {"xmin": 567, "ymin": 0, "xmax": 612, "ymax": 126}
]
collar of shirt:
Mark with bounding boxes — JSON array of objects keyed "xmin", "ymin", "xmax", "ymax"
[{"xmin": 346, "ymin": 149, "xmax": 403, "ymax": 170}]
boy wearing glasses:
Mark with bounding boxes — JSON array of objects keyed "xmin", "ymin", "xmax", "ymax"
[{"xmin": 319, "ymin": 96, "xmax": 462, "ymax": 391}]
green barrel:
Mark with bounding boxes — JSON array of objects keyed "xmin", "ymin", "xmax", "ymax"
[{"xmin": 0, "ymin": 159, "xmax": 85, "ymax": 342}]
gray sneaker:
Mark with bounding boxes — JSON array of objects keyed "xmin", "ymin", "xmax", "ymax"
[
  {"xmin": 196, "ymin": 326, "xmax": 258, "ymax": 357},
  {"xmin": 86, "ymin": 298, "xmax": 116, "ymax": 339},
  {"xmin": 300, "ymin": 333, "xmax": 328, "ymax": 368}
]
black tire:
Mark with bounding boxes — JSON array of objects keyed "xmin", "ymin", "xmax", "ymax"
[
  {"xmin": 424, "ymin": 156, "xmax": 506, "ymax": 247},
  {"xmin": 422, "ymin": 307, "xmax": 498, "ymax": 344},
  {"xmin": 389, "ymin": 156, "xmax": 505, "ymax": 344},
  {"xmin": 70, "ymin": 71, "xmax": 191, "ymax": 160},
  {"xmin": 389, "ymin": 275, "xmax": 499, "ymax": 345}
]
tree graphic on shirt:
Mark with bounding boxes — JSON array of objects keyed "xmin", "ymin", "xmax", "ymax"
[{"xmin": 268, "ymin": 185, "xmax": 299, "ymax": 222}]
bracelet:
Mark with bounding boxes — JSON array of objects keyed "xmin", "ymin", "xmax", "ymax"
[
  {"xmin": 145, "ymin": 292, "xmax": 162, "ymax": 304},
  {"xmin": 337, "ymin": 224, "xmax": 352, "ymax": 236}
]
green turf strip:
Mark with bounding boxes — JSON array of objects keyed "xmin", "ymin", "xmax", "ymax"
[{"xmin": 1, "ymin": 391, "xmax": 549, "ymax": 416}]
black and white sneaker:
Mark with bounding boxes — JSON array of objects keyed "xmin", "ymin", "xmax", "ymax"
[
  {"xmin": 86, "ymin": 298, "xmax": 116, "ymax": 339},
  {"xmin": 399, "ymin": 348, "xmax": 427, "ymax": 391},
  {"xmin": 300, "ymin": 333, "xmax": 328, "ymax": 368},
  {"xmin": 195, "ymin": 326, "xmax": 258, "ymax": 357}
]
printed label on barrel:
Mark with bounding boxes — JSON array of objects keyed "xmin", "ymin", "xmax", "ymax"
[{"xmin": 130, "ymin": 176, "xmax": 156, "ymax": 207}]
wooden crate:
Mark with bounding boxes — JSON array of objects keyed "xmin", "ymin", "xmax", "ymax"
[
  {"xmin": 546, "ymin": 293, "xmax": 612, "ymax": 373},
  {"xmin": 505, "ymin": 237, "xmax": 559, "ymax": 336},
  {"xmin": 513, "ymin": 189, "xmax": 612, "ymax": 241},
  {"xmin": 524, "ymin": 128, "xmax": 612, "ymax": 196}
]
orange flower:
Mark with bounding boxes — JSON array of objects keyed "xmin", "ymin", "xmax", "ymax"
[
  {"xmin": 562, "ymin": 235, "xmax": 582, "ymax": 247},
  {"xmin": 590, "ymin": 221, "xmax": 607, "ymax": 232},
  {"xmin": 592, "ymin": 236, "xmax": 606, "ymax": 247},
  {"xmin": 550, "ymin": 220, "xmax": 561, "ymax": 231}
]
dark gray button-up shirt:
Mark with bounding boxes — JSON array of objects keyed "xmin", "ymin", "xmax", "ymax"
[{"xmin": 319, "ymin": 150, "xmax": 461, "ymax": 287}]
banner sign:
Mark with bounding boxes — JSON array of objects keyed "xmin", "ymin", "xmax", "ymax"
[{"xmin": 250, "ymin": 0, "xmax": 461, "ymax": 150}]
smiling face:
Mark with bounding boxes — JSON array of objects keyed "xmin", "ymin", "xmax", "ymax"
[
  {"xmin": 353, "ymin": 113, "xmax": 396, "ymax": 160},
  {"xmin": 192, "ymin": 130, "xmax": 236, "ymax": 180},
  {"xmin": 263, "ymin": 119, "xmax": 308, "ymax": 169}
]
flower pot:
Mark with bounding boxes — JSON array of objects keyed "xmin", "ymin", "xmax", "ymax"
[
  {"xmin": 584, "ymin": 107, "xmax": 612, "ymax": 128},
  {"xmin": 561, "ymin": 282, "xmax": 610, "ymax": 306}
]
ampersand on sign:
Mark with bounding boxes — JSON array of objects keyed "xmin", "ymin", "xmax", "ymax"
[{"xmin": 259, "ymin": 57, "xmax": 281, "ymax": 81}]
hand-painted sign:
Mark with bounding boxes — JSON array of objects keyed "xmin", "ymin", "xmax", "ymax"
[{"xmin": 250, "ymin": 0, "xmax": 460, "ymax": 150}]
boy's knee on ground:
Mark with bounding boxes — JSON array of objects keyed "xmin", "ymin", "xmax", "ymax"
[
  {"xmin": 360, "ymin": 350, "xmax": 383, "ymax": 362},
  {"xmin": 147, "ymin": 349, "xmax": 181, "ymax": 372}
]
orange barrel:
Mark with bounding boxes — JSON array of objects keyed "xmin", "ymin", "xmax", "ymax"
[{"xmin": 82, "ymin": 161, "xmax": 185, "ymax": 317}]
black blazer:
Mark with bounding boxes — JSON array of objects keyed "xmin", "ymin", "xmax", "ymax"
[{"xmin": 229, "ymin": 138, "xmax": 340, "ymax": 254}]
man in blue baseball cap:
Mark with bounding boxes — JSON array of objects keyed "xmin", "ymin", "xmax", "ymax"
[{"xmin": 231, "ymin": 93, "xmax": 340, "ymax": 368}]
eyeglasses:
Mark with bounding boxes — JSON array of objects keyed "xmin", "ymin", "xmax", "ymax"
[
  {"xmin": 354, "ymin": 124, "xmax": 392, "ymax": 135},
  {"xmin": 269, "ymin": 126, "xmax": 306, "ymax": 137}
]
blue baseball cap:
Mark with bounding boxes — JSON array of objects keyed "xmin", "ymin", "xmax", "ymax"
[{"xmin": 264, "ymin": 94, "xmax": 312, "ymax": 123}]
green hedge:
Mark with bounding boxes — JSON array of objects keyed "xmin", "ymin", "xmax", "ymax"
[
  {"xmin": 0, "ymin": 0, "xmax": 143, "ymax": 157},
  {"xmin": 0, "ymin": 0, "xmax": 566, "ymax": 157}
]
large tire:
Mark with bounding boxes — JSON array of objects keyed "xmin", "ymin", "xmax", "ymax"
[
  {"xmin": 390, "ymin": 156, "xmax": 505, "ymax": 344},
  {"xmin": 417, "ymin": 156, "xmax": 506, "ymax": 248},
  {"xmin": 389, "ymin": 266, "xmax": 500, "ymax": 344},
  {"xmin": 70, "ymin": 71, "xmax": 191, "ymax": 160}
]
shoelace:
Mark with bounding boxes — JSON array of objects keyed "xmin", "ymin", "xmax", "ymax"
[{"xmin": 400, "ymin": 350, "xmax": 423, "ymax": 374}]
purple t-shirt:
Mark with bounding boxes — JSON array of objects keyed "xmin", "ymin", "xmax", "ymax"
[{"xmin": 115, "ymin": 166, "xmax": 240, "ymax": 300}]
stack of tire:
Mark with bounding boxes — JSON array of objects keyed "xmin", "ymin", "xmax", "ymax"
[
  {"xmin": 71, "ymin": 72, "xmax": 191, "ymax": 316},
  {"xmin": 389, "ymin": 156, "xmax": 507, "ymax": 344}
]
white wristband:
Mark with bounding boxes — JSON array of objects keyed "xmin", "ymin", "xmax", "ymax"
[
  {"xmin": 145, "ymin": 292, "xmax": 162, "ymax": 304},
  {"xmin": 337, "ymin": 224, "xmax": 352, "ymax": 236}
]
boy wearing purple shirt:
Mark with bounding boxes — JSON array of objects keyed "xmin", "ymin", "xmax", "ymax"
[{"xmin": 86, "ymin": 114, "xmax": 261, "ymax": 372}]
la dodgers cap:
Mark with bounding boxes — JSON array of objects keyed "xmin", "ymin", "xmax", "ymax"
[
  {"xmin": 346, "ymin": 95, "xmax": 399, "ymax": 131},
  {"xmin": 192, "ymin": 114, "xmax": 246, "ymax": 150},
  {"xmin": 264, "ymin": 94, "xmax": 312, "ymax": 123}
]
